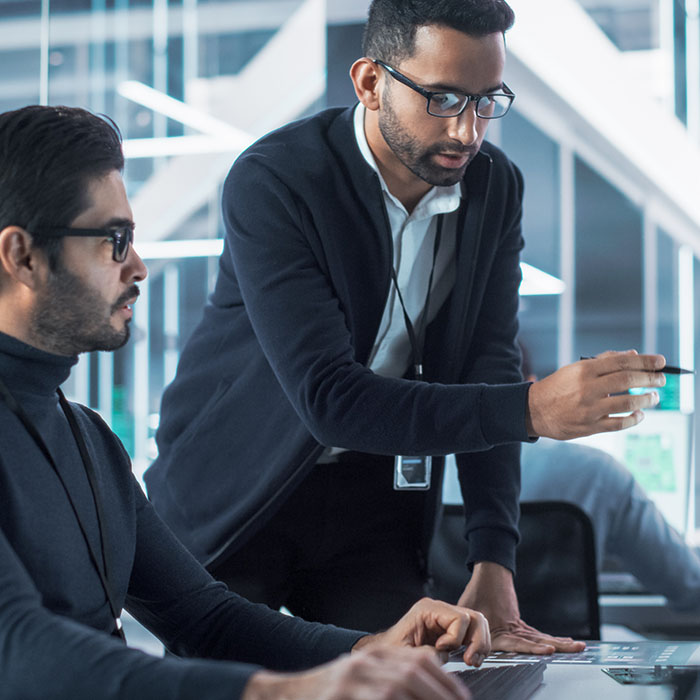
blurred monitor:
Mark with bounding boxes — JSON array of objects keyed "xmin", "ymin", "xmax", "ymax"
[{"xmin": 572, "ymin": 409, "xmax": 694, "ymax": 537}]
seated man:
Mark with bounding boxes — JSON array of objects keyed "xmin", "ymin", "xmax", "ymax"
[
  {"xmin": 520, "ymin": 348, "xmax": 700, "ymax": 611},
  {"xmin": 521, "ymin": 439, "xmax": 700, "ymax": 611},
  {"xmin": 0, "ymin": 104, "xmax": 489, "ymax": 700}
]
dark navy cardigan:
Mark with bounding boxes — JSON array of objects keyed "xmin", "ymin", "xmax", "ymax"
[
  {"xmin": 0, "ymin": 332, "xmax": 362, "ymax": 699},
  {"xmin": 147, "ymin": 106, "xmax": 532, "ymax": 574}
]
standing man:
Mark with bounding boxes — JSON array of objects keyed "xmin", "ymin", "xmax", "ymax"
[
  {"xmin": 147, "ymin": 0, "xmax": 665, "ymax": 652},
  {"xmin": 0, "ymin": 104, "xmax": 491, "ymax": 700}
]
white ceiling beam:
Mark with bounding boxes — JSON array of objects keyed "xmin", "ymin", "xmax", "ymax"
[
  {"xmin": 130, "ymin": 0, "xmax": 326, "ymax": 242},
  {"xmin": 0, "ymin": 1, "xmax": 300, "ymax": 51}
]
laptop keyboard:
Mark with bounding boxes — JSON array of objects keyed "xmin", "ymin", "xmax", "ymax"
[{"xmin": 454, "ymin": 660, "xmax": 546, "ymax": 700}]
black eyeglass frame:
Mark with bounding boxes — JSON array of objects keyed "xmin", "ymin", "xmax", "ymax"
[
  {"xmin": 373, "ymin": 59, "xmax": 515, "ymax": 119},
  {"xmin": 32, "ymin": 226, "xmax": 134, "ymax": 263}
]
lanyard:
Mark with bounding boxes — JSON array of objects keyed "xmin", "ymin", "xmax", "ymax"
[
  {"xmin": 390, "ymin": 214, "xmax": 444, "ymax": 381},
  {"xmin": 0, "ymin": 377, "xmax": 125, "ymax": 641}
]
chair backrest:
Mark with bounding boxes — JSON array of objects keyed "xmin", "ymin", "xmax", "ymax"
[{"xmin": 428, "ymin": 500, "xmax": 601, "ymax": 640}]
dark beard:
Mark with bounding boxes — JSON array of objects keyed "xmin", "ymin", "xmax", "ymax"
[
  {"xmin": 30, "ymin": 265, "xmax": 137, "ymax": 356},
  {"xmin": 378, "ymin": 93, "xmax": 474, "ymax": 187}
]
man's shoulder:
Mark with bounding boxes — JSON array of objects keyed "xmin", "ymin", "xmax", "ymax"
[
  {"xmin": 70, "ymin": 401, "xmax": 109, "ymax": 429},
  {"xmin": 231, "ymin": 106, "xmax": 357, "ymax": 177},
  {"xmin": 263, "ymin": 105, "xmax": 352, "ymax": 140},
  {"xmin": 70, "ymin": 402, "xmax": 131, "ymax": 459},
  {"xmin": 222, "ymin": 104, "xmax": 375, "ymax": 213}
]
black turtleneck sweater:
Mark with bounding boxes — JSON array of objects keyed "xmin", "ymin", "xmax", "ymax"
[{"xmin": 0, "ymin": 331, "xmax": 363, "ymax": 699}]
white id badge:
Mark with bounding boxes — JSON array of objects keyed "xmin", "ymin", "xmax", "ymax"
[{"xmin": 393, "ymin": 455, "xmax": 432, "ymax": 490}]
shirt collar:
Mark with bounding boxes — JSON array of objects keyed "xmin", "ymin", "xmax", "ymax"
[{"xmin": 353, "ymin": 103, "xmax": 462, "ymax": 220}]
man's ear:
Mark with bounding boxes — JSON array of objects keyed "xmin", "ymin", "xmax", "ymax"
[
  {"xmin": 0, "ymin": 226, "xmax": 46, "ymax": 289},
  {"xmin": 349, "ymin": 58, "xmax": 383, "ymax": 112}
]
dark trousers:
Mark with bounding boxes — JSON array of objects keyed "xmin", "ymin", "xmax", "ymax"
[{"xmin": 209, "ymin": 452, "xmax": 430, "ymax": 632}]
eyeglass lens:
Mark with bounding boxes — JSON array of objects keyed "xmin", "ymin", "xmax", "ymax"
[
  {"xmin": 112, "ymin": 227, "xmax": 133, "ymax": 262},
  {"xmin": 428, "ymin": 93, "xmax": 511, "ymax": 118}
]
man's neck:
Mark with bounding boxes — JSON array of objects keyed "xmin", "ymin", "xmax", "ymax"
[
  {"xmin": 0, "ymin": 297, "xmax": 70, "ymax": 357},
  {"xmin": 363, "ymin": 110, "xmax": 431, "ymax": 214},
  {"xmin": 0, "ymin": 298, "xmax": 33, "ymax": 349}
]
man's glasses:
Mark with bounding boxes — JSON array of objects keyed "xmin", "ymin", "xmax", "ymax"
[
  {"xmin": 33, "ymin": 226, "xmax": 134, "ymax": 263},
  {"xmin": 373, "ymin": 59, "xmax": 515, "ymax": 119}
]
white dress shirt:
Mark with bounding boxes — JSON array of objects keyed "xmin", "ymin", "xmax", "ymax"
[
  {"xmin": 318, "ymin": 107, "xmax": 463, "ymax": 463},
  {"xmin": 353, "ymin": 104, "xmax": 462, "ymax": 378}
]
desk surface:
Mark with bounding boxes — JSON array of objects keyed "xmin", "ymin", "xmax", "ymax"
[{"xmin": 531, "ymin": 663, "xmax": 669, "ymax": 699}]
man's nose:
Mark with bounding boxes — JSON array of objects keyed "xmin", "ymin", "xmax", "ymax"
[
  {"xmin": 122, "ymin": 243, "xmax": 148, "ymax": 282},
  {"xmin": 446, "ymin": 102, "xmax": 479, "ymax": 146}
]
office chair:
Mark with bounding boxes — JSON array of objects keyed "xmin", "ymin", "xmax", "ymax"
[{"xmin": 429, "ymin": 501, "xmax": 601, "ymax": 640}]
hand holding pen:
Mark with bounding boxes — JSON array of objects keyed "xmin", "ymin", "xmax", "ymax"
[
  {"xmin": 525, "ymin": 350, "xmax": 668, "ymax": 441},
  {"xmin": 579, "ymin": 357, "xmax": 694, "ymax": 375}
]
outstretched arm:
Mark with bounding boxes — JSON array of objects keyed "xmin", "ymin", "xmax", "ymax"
[{"xmin": 243, "ymin": 597, "xmax": 490, "ymax": 700}]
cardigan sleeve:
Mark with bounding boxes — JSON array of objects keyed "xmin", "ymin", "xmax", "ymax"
[
  {"xmin": 125, "ymin": 481, "xmax": 366, "ymax": 673},
  {"xmin": 454, "ymin": 159, "xmax": 528, "ymax": 574},
  {"xmin": 0, "ymin": 516, "xmax": 260, "ymax": 700}
]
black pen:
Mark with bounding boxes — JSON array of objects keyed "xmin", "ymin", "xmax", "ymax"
[{"xmin": 579, "ymin": 357, "xmax": 695, "ymax": 375}]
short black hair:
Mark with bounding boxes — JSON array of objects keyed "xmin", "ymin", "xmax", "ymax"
[
  {"xmin": 363, "ymin": 0, "xmax": 515, "ymax": 65},
  {"xmin": 0, "ymin": 105, "xmax": 124, "ymax": 269}
]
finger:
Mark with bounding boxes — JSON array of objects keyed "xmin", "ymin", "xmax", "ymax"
[
  {"xmin": 588, "ymin": 351, "xmax": 665, "ymax": 376},
  {"xmin": 401, "ymin": 651, "xmax": 471, "ymax": 700},
  {"xmin": 601, "ymin": 391, "xmax": 659, "ymax": 415},
  {"xmin": 415, "ymin": 661, "xmax": 471, "ymax": 700},
  {"xmin": 596, "ymin": 409, "xmax": 646, "ymax": 433},
  {"xmin": 528, "ymin": 632, "xmax": 576, "ymax": 644},
  {"xmin": 554, "ymin": 411, "xmax": 644, "ymax": 439},
  {"xmin": 548, "ymin": 639, "xmax": 586, "ymax": 653},
  {"xmin": 596, "ymin": 348, "xmax": 638, "ymax": 355},
  {"xmin": 347, "ymin": 648, "xmax": 452, "ymax": 700},
  {"xmin": 521, "ymin": 637, "xmax": 585, "ymax": 653},
  {"xmin": 457, "ymin": 615, "xmax": 490, "ymax": 667},
  {"xmin": 461, "ymin": 649, "xmax": 486, "ymax": 668},
  {"xmin": 592, "ymin": 371, "xmax": 665, "ymax": 398},
  {"xmin": 505, "ymin": 629, "xmax": 586, "ymax": 653},
  {"xmin": 492, "ymin": 629, "xmax": 587, "ymax": 655},
  {"xmin": 594, "ymin": 349, "xmax": 638, "ymax": 361},
  {"xmin": 433, "ymin": 609, "xmax": 471, "ymax": 650},
  {"xmin": 490, "ymin": 626, "xmax": 553, "ymax": 641},
  {"xmin": 592, "ymin": 370, "xmax": 665, "ymax": 396},
  {"xmin": 491, "ymin": 633, "xmax": 556, "ymax": 655}
]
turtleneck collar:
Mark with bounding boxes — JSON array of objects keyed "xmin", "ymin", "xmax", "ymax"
[{"xmin": 0, "ymin": 331, "xmax": 77, "ymax": 397}]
